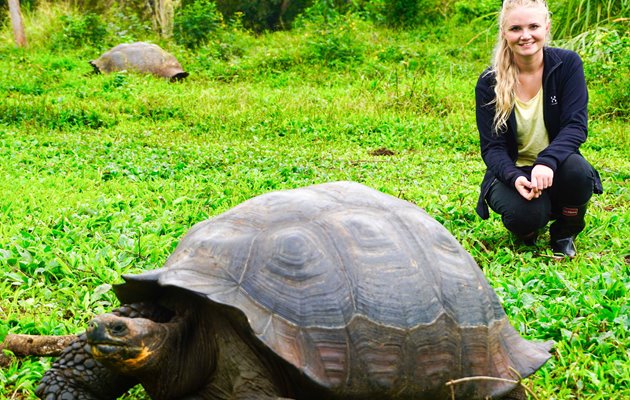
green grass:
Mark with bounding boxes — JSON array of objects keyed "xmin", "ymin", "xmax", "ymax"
[
  {"xmin": 0, "ymin": 3, "xmax": 628, "ymax": 399},
  {"xmin": 551, "ymin": 0, "xmax": 630, "ymax": 38}
]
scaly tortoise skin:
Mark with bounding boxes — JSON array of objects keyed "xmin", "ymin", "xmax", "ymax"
[
  {"xmin": 90, "ymin": 42, "xmax": 188, "ymax": 80},
  {"xmin": 37, "ymin": 181, "xmax": 552, "ymax": 399}
]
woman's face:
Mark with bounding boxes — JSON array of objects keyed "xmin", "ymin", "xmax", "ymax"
[{"xmin": 502, "ymin": 6, "xmax": 550, "ymax": 61}]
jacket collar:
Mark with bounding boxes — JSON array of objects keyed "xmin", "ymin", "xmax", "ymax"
[{"xmin": 543, "ymin": 47, "xmax": 563, "ymax": 84}]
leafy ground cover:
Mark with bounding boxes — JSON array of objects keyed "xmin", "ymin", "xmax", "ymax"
[{"xmin": 0, "ymin": 3, "xmax": 628, "ymax": 399}]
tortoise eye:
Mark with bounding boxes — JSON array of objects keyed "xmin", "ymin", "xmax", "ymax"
[{"xmin": 109, "ymin": 321, "xmax": 128, "ymax": 336}]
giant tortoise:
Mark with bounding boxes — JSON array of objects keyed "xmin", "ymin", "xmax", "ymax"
[
  {"xmin": 36, "ymin": 181, "xmax": 552, "ymax": 399},
  {"xmin": 90, "ymin": 42, "xmax": 188, "ymax": 80}
]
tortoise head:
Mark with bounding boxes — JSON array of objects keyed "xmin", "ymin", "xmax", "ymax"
[{"xmin": 87, "ymin": 314, "xmax": 168, "ymax": 374}]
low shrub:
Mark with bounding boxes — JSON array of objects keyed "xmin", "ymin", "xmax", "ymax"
[
  {"xmin": 57, "ymin": 12, "xmax": 108, "ymax": 48},
  {"xmin": 173, "ymin": 0, "xmax": 224, "ymax": 50}
]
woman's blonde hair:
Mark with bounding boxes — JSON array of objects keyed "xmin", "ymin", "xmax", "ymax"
[{"xmin": 490, "ymin": 0, "xmax": 551, "ymax": 133}]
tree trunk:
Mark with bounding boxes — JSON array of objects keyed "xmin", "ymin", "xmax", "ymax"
[
  {"xmin": 149, "ymin": 0, "xmax": 181, "ymax": 37},
  {"xmin": 279, "ymin": 0, "xmax": 291, "ymax": 28},
  {"xmin": 8, "ymin": 0, "xmax": 27, "ymax": 47}
]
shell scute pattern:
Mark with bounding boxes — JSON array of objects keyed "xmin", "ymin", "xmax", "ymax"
[{"xmin": 247, "ymin": 225, "xmax": 354, "ymax": 328}]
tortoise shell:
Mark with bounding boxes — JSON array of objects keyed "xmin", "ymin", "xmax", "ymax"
[
  {"xmin": 115, "ymin": 181, "xmax": 551, "ymax": 399},
  {"xmin": 90, "ymin": 42, "xmax": 188, "ymax": 80}
]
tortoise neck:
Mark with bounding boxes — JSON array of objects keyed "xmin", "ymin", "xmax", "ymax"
[
  {"xmin": 138, "ymin": 295, "xmax": 218, "ymax": 399},
  {"xmin": 203, "ymin": 308, "xmax": 289, "ymax": 398}
]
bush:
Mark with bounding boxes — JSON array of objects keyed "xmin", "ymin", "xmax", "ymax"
[
  {"xmin": 57, "ymin": 12, "xmax": 108, "ymax": 48},
  {"xmin": 570, "ymin": 28, "xmax": 630, "ymax": 120},
  {"xmin": 385, "ymin": 0, "xmax": 421, "ymax": 26},
  {"xmin": 213, "ymin": 0, "xmax": 313, "ymax": 32},
  {"xmin": 352, "ymin": 0, "xmax": 447, "ymax": 27},
  {"xmin": 452, "ymin": 0, "xmax": 497, "ymax": 22},
  {"xmin": 106, "ymin": 6, "xmax": 154, "ymax": 43},
  {"xmin": 173, "ymin": 0, "xmax": 224, "ymax": 49},
  {"xmin": 297, "ymin": 1, "xmax": 366, "ymax": 67},
  {"xmin": 64, "ymin": 0, "xmax": 117, "ymax": 13}
]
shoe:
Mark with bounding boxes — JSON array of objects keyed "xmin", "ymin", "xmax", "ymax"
[
  {"xmin": 551, "ymin": 236, "xmax": 576, "ymax": 258},
  {"xmin": 549, "ymin": 202, "xmax": 588, "ymax": 259},
  {"xmin": 518, "ymin": 231, "xmax": 538, "ymax": 246}
]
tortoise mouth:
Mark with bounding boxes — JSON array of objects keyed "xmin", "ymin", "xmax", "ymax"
[
  {"xmin": 91, "ymin": 342, "xmax": 129, "ymax": 355},
  {"xmin": 90, "ymin": 341, "xmax": 153, "ymax": 371},
  {"xmin": 90, "ymin": 340, "xmax": 142, "ymax": 358}
]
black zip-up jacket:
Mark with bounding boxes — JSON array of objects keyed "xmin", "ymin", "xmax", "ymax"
[{"xmin": 475, "ymin": 47, "xmax": 603, "ymax": 219}]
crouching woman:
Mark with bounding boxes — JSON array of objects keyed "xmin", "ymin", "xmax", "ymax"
[{"xmin": 475, "ymin": 0, "xmax": 603, "ymax": 257}]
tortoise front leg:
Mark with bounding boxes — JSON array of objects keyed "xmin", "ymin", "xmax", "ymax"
[
  {"xmin": 35, "ymin": 332, "xmax": 137, "ymax": 400},
  {"xmin": 36, "ymin": 303, "xmax": 170, "ymax": 400},
  {"xmin": 501, "ymin": 385, "xmax": 527, "ymax": 400}
]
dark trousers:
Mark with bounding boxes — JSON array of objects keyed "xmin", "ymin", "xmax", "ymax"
[{"xmin": 487, "ymin": 154, "xmax": 595, "ymax": 237}]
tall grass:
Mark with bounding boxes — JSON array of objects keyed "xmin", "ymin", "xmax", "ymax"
[
  {"xmin": 551, "ymin": 0, "xmax": 630, "ymax": 38},
  {"xmin": 0, "ymin": 1, "xmax": 628, "ymax": 399}
]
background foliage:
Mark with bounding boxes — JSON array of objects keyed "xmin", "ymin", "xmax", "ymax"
[{"xmin": 0, "ymin": 0, "xmax": 628, "ymax": 399}]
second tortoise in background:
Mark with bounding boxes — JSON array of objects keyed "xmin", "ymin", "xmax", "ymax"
[{"xmin": 90, "ymin": 42, "xmax": 189, "ymax": 81}]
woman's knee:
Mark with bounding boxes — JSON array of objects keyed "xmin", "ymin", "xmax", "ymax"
[
  {"xmin": 501, "ymin": 203, "xmax": 549, "ymax": 235},
  {"xmin": 554, "ymin": 154, "xmax": 594, "ymax": 204},
  {"xmin": 488, "ymin": 181, "xmax": 551, "ymax": 234},
  {"xmin": 556, "ymin": 154, "xmax": 593, "ymax": 186}
]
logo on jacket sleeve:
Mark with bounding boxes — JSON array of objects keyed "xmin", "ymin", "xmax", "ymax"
[{"xmin": 550, "ymin": 95, "xmax": 558, "ymax": 105}]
